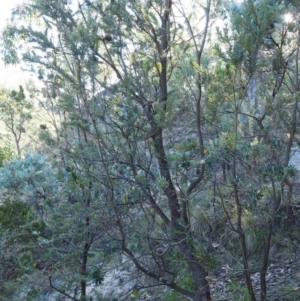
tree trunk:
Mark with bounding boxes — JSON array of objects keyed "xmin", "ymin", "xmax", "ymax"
[
  {"xmin": 151, "ymin": 128, "xmax": 211, "ymax": 300},
  {"xmin": 179, "ymin": 241, "xmax": 212, "ymax": 301},
  {"xmin": 260, "ymin": 228, "xmax": 272, "ymax": 301},
  {"xmin": 80, "ymin": 242, "xmax": 90, "ymax": 299}
]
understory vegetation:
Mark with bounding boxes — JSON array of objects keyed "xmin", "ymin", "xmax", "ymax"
[{"xmin": 0, "ymin": 0, "xmax": 300, "ymax": 300}]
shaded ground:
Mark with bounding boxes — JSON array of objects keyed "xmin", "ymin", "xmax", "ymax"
[{"xmin": 210, "ymin": 246, "xmax": 300, "ymax": 301}]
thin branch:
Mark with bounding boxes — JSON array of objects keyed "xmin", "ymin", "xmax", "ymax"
[{"xmin": 49, "ymin": 276, "xmax": 79, "ymax": 301}]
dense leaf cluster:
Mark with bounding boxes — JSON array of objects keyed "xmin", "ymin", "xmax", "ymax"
[{"xmin": 0, "ymin": 0, "xmax": 300, "ymax": 301}]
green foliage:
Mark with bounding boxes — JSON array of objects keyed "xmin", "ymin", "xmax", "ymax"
[
  {"xmin": 38, "ymin": 126, "xmax": 57, "ymax": 146},
  {"xmin": 227, "ymin": 279, "xmax": 251, "ymax": 301},
  {"xmin": 216, "ymin": 0, "xmax": 278, "ymax": 74},
  {"xmin": 156, "ymin": 176, "xmax": 169, "ymax": 189},
  {"xmin": 193, "ymin": 247, "xmax": 217, "ymax": 271},
  {"xmin": 259, "ymin": 163, "xmax": 297, "ymax": 182},
  {"xmin": 1, "ymin": 0, "xmax": 300, "ymax": 300},
  {"xmin": 0, "ymin": 153, "xmax": 58, "ymax": 197},
  {"xmin": 89, "ymin": 269, "xmax": 105, "ymax": 286},
  {"xmin": 0, "ymin": 86, "xmax": 32, "ymax": 155},
  {"xmin": 165, "ymin": 273, "xmax": 193, "ymax": 301},
  {"xmin": 0, "ymin": 146, "xmax": 14, "ymax": 167},
  {"xmin": 25, "ymin": 288, "xmax": 40, "ymax": 301},
  {"xmin": 0, "ymin": 200, "xmax": 32, "ymax": 230}
]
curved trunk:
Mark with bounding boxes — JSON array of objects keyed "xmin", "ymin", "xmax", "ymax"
[
  {"xmin": 179, "ymin": 241, "xmax": 212, "ymax": 301},
  {"xmin": 151, "ymin": 127, "xmax": 211, "ymax": 300}
]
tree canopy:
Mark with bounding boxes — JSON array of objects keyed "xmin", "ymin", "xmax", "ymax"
[{"xmin": 0, "ymin": 0, "xmax": 300, "ymax": 301}]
